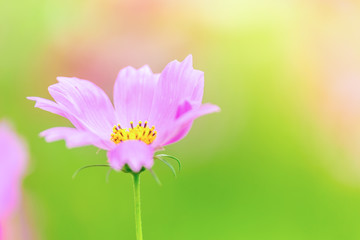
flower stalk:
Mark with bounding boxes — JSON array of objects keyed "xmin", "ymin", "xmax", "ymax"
[{"xmin": 132, "ymin": 173, "xmax": 143, "ymax": 240}]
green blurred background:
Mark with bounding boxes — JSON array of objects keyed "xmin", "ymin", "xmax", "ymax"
[{"xmin": 2, "ymin": 0, "xmax": 360, "ymax": 239}]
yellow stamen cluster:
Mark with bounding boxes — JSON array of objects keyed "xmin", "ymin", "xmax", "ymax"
[{"xmin": 111, "ymin": 121, "xmax": 157, "ymax": 145}]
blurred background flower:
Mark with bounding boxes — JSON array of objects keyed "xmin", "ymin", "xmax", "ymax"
[
  {"xmin": 0, "ymin": 121, "xmax": 32, "ymax": 239},
  {"xmin": 2, "ymin": 0, "xmax": 360, "ymax": 239}
]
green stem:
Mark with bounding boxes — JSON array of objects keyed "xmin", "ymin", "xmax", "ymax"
[{"xmin": 133, "ymin": 173, "xmax": 143, "ymax": 240}]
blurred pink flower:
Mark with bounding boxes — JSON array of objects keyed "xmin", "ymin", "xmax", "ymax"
[
  {"xmin": 28, "ymin": 55, "xmax": 219, "ymax": 172},
  {"xmin": 0, "ymin": 121, "xmax": 28, "ymax": 239}
]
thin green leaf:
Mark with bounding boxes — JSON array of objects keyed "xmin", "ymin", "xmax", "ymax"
[
  {"xmin": 72, "ymin": 164, "xmax": 110, "ymax": 179},
  {"xmin": 149, "ymin": 169, "xmax": 162, "ymax": 186},
  {"xmin": 105, "ymin": 168, "xmax": 112, "ymax": 183},
  {"xmin": 155, "ymin": 156, "xmax": 177, "ymax": 177},
  {"xmin": 156, "ymin": 154, "xmax": 181, "ymax": 171}
]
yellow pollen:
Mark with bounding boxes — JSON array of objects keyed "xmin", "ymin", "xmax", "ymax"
[{"xmin": 111, "ymin": 121, "xmax": 157, "ymax": 145}]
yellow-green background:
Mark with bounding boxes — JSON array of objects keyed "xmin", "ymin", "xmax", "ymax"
[{"xmin": 2, "ymin": 0, "xmax": 360, "ymax": 239}]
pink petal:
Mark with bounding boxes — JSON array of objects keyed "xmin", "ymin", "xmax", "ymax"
[
  {"xmin": 28, "ymin": 77, "xmax": 117, "ymax": 148},
  {"xmin": 49, "ymin": 77, "xmax": 116, "ymax": 139},
  {"xmin": 175, "ymin": 100, "xmax": 193, "ymax": 119},
  {"xmin": 0, "ymin": 182, "xmax": 20, "ymax": 221},
  {"xmin": 40, "ymin": 127, "xmax": 114, "ymax": 150},
  {"xmin": 154, "ymin": 103, "xmax": 220, "ymax": 146},
  {"xmin": 26, "ymin": 97, "xmax": 66, "ymax": 117},
  {"xmin": 113, "ymin": 65, "xmax": 159, "ymax": 128},
  {"xmin": 107, "ymin": 140, "xmax": 154, "ymax": 172},
  {"xmin": 27, "ymin": 97, "xmax": 86, "ymax": 132},
  {"xmin": 0, "ymin": 121, "xmax": 27, "ymax": 220},
  {"xmin": 148, "ymin": 55, "xmax": 204, "ymax": 137}
]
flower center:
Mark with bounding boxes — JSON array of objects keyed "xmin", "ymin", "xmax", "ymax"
[{"xmin": 111, "ymin": 121, "xmax": 157, "ymax": 145}]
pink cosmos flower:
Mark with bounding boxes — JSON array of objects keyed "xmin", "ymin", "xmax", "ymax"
[
  {"xmin": 28, "ymin": 55, "xmax": 220, "ymax": 173},
  {"xmin": 0, "ymin": 121, "xmax": 28, "ymax": 239}
]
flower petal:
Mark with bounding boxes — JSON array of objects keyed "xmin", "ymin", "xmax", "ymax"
[
  {"xmin": 175, "ymin": 100, "xmax": 193, "ymax": 118},
  {"xmin": 113, "ymin": 65, "xmax": 159, "ymax": 128},
  {"xmin": 107, "ymin": 140, "xmax": 154, "ymax": 172},
  {"xmin": 40, "ymin": 127, "xmax": 114, "ymax": 150},
  {"xmin": 26, "ymin": 97, "xmax": 66, "ymax": 117},
  {"xmin": 48, "ymin": 77, "xmax": 116, "ymax": 140},
  {"xmin": 28, "ymin": 77, "xmax": 117, "ymax": 148},
  {"xmin": 148, "ymin": 55, "xmax": 204, "ymax": 135},
  {"xmin": 154, "ymin": 103, "xmax": 220, "ymax": 146},
  {"xmin": 28, "ymin": 78, "xmax": 117, "ymax": 150},
  {"xmin": 0, "ymin": 121, "xmax": 27, "ymax": 219},
  {"xmin": 27, "ymin": 97, "xmax": 87, "ymax": 132}
]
